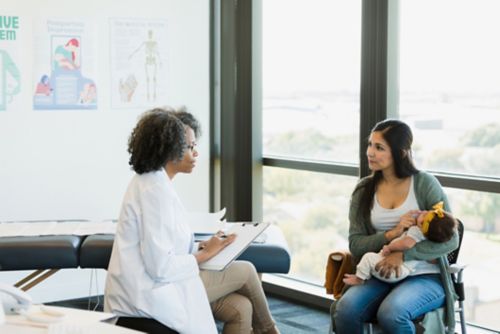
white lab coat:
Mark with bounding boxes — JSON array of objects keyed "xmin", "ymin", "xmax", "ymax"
[{"xmin": 104, "ymin": 170, "xmax": 217, "ymax": 334}]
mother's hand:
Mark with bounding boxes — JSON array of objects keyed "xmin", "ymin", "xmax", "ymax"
[
  {"xmin": 385, "ymin": 210, "xmax": 420, "ymax": 241},
  {"xmin": 400, "ymin": 210, "xmax": 420, "ymax": 228},
  {"xmin": 375, "ymin": 252, "xmax": 403, "ymax": 279}
]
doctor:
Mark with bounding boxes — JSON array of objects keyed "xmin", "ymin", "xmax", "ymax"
[{"xmin": 104, "ymin": 107, "xmax": 279, "ymax": 334}]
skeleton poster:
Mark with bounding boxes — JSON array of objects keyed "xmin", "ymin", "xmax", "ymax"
[{"xmin": 109, "ymin": 18, "xmax": 168, "ymax": 109}]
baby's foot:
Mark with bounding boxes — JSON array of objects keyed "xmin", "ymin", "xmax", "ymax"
[{"xmin": 343, "ymin": 274, "xmax": 364, "ymax": 286}]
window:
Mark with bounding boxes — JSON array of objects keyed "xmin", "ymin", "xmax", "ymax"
[
  {"xmin": 446, "ymin": 188, "xmax": 500, "ymax": 330},
  {"xmin": 215, "ymin": 1, "xmax": 500, "ymax": 331},
  {"xmin": 262, "ymin": 0, "xmax": 361, "ymax": 163},
  {"xmin": 263, "ymin": 167, "xmax": 357, "ymax": 283},
  {"xmin": 395, "ymin": 1, "xmax": 500, "ymax": 329},
  {"xmin": 261, "ymin": 0, "xmax": 361, "ymax": 284},
  {"xmin": 397, "ymin": 0, "xmax": 500, "ymax": 178}
]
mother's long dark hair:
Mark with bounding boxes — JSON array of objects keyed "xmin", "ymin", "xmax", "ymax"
[{"xmin": 355, "ymin": 119, "xmax": 419, "ymax": 219}]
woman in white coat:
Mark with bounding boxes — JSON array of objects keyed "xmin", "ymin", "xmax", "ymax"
[{"xmin": 104, "ymin": 107, "xmax": 279, "ymax": 334}]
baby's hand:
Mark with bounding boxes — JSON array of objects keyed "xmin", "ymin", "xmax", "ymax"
[{"xmin": 381, "ymin": 245, "xmax": 391, "ymax": 256}]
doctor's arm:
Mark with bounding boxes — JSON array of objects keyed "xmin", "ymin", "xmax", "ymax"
[{"xmin": 139, "ymin": 187, "xmax": 200, "ymax": 283}]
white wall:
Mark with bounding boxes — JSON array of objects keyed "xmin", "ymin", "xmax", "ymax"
[{"xmin": 0, "ymin": 0, "xmax": 210, "ymax": 302}]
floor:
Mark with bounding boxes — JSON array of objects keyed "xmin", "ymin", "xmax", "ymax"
[{"xmin": 46, "ymin": 294, "xmax": 499, "ymax": 334}]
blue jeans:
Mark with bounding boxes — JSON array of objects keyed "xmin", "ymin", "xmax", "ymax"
[{"xmin": 333, "ymin": 274, "xmax": 445, "ymax": 334}]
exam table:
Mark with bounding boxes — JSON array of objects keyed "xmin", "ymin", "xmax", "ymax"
[
  {"xmin": 0, "ymin": 222, "xmax": 290, "ymax": 333},
  {"xmin": 0, "ymin": 223, "xmax": 291, "ymax": 289}
]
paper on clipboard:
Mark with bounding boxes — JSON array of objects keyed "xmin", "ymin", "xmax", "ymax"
[
  {"xmin": 187, "ymin": 208, "xmax": 226, "ymax": 234},
  {"xmin": 200, "ymin": 222, "xmax": 270, "ymax": 271}
]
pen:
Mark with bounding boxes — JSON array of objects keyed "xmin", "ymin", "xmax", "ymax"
[{"xmin": 216, "ymin": 231, "xmax": 227, "ymax": 239}]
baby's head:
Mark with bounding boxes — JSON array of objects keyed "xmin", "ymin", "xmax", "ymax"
[{"xmin": 417, "ymin": 202, "xmax": 456, "ymax": 243}]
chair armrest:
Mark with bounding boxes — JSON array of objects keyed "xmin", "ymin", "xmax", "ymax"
[
  {"xmin": 449, "ymin": 263, "xmax": 466, "ymax": 302},
  {"xmin": 449, "ymin": 263, "xmax": 466, "ymax": 284},
  {"xmin": 449, "ymin": 263, "xmax": 466, "ymax": 275}
]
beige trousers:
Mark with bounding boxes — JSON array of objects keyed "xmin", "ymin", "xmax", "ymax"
[{"xmin": 200, "ymin": 261, "xmax": 276, "ymax": 334}]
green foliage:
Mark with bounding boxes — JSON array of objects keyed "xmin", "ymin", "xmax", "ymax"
[
  {"xmin": 425, "ymin": 148, "xmax": 464, "ymax": 172},
  {"xmin": 264, "ymin": 166, "xmax": 356, "ymax": 282},
  {"xmin": 465, "ymin": 144, "xmax": 500, "ymax": 175},
  {"xmin": 266, "ymin": 128, "xmax": 335, "ymax": 157},
  {"xmin": 461, "ymin": 123, "xmax": 500, "ymax": 147},
  {"xmin": 304, "ymin": 205, "xmax": 338, "ymax": 229},
  {"xmin": 461, "ymin": 191, "xmax": 500, "ymax": 234},
  {"xmin": 284, "ymin": 222, "xmax": 348, "ymax": 284},
  {"xmin": 264, "ymin": 168, "xmax": 311, "ymax": 199},
  {"xmin": 303, "ymin": 204, "xmax": 349, "ymax": 238}
]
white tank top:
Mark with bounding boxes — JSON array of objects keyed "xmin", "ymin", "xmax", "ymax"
[
  {"xmin": 370, "ymin": 176, "xmax": 440, "ymax": 276},
  {"xmin": 371, "ymin": 176, "xmax": 419, "ymax": 232}
]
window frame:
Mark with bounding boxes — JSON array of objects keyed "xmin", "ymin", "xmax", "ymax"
[{"xmin": 211, "ymin": 0, "xmax": 500, "ymax": 325}]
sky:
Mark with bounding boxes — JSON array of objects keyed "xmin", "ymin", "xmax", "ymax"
[{"xmin": 262, "ymin": 0, "xmax": 500, "ymax": 94}]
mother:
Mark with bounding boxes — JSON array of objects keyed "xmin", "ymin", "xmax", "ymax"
[{"xmin": 333, "ymin": 119, "xmax": 458, "ymax": 333}]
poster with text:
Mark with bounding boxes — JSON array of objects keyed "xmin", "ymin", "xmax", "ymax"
[
  {"xmin": 110, "ymin": 18, "xmax": 168, "ymax": 109},
  {"xmin": 0, "ymin": 15, "xmax": 22, "ymax": 112},
  {"xmin": 33, "ymin": 18, "xmax": 98, "ymax": 110}
]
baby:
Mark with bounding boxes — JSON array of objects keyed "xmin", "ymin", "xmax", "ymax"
[{"xmin": 343, "ymin": 202, "xmax": 456, "ymax": 285}]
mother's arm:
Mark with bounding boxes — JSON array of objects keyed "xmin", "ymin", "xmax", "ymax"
[
  {"xmin": 375, "ymin": 234, "xmax": 459, "ymax": 279},
  {"xmin": 404, "ymin": 231, "xmax": 458, "ymax": 261},
  {"xmin": 348, "ymin": 188, "xmax": 387, "ymax": 260},
  {"xmin": 405, "ymin": 171, "xmax": 459, "ymax": 261}
]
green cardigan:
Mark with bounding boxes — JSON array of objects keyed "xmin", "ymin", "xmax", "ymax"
[
  {"xmin": 348, "ymin": 171, "xmax": 458, "ymax": 262},
  {"xmin": 347, "ymin": 171, "xmax": 459, "ymax": 333}
]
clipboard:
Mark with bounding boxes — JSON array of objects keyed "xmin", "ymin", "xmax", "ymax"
[{"xmin": 199, "ymin": 222, "xmax": 270, "ymax": 271}]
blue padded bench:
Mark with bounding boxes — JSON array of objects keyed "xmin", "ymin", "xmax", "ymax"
[
  {"xmin": 235, "ymin": 225, "xmax": 291, "ymax": 273},
  {"xmin": 80, "ymin": 225, "xmax": 291, "ymax": 273}
]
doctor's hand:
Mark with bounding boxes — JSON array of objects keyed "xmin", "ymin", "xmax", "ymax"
[
  {"xmin": 375, "ymin": 251, "xmax": 403, "ymax": 279},
  {"xmin": 195, "ymin": 233, "xmax": 236, "ymax": 264}
]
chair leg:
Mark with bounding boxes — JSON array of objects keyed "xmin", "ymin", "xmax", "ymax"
[{"xmin": 459, "ymin": 300, "xmax": 467, "ymax": 334}]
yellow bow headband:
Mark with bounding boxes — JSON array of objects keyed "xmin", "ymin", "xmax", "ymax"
[{"xmin": 421, "ymin": 201, "xmax": 445, "ymax": 234}]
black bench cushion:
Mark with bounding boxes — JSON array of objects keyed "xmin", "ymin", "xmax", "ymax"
[
  {"xmin": 80, "ymin": 227, "xmax": 291, "ymax": 274},
  {"xmin": 79, "ymin": 234, "xmax": 114, "ymax": 269},
  {"xmin": 0, "ymin": 235, "xmax": 82, "ymax": 271}
]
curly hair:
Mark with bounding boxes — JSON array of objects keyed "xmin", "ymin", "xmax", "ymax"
[
  {"xmin": 171, "ymin": 106, "xmax": 201, "ymax": 139},
  {"xmin": 128, "ymin": 107, "xmax": 187, "ymax": 174}
]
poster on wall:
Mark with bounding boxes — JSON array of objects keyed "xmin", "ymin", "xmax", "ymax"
[
  {"xmin": 109, "ymin": 18, "xmax": 168, "ymax": 109},
  {"xmin": 0, "ymin": 15, "xmax": 22, "ymax": 112},
  {"xmin": 33, "ymin": 18, "xmax": 98, "ymax": 110}
]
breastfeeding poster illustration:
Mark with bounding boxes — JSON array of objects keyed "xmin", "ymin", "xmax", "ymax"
[
  {"xmin": 110, "ymin": 18, "xmax": 168, "ymax": 109},
  {"xmin": 0, "ymin": 15, "xmax": 22, "ymax": 111},
  {"xmin": 33, "ymin": 18, "xmax": 98, "ymax": 110}
]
